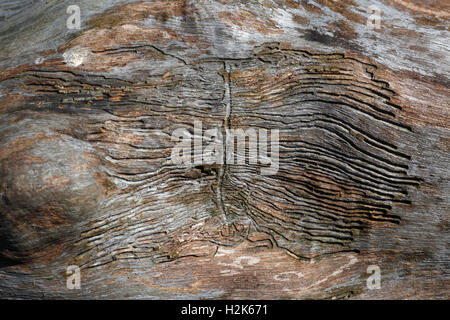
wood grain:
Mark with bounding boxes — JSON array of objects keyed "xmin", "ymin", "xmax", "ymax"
[{"xmin": 0, "ymin": 0, "xmax": 448, "ymax": 299}]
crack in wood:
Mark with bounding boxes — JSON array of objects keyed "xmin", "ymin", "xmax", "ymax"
[{"xmin": 217, "ymin": 62, "xmax": 232, "ymax": 224}]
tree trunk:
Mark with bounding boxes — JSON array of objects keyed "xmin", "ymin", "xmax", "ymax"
[{"xmin": 0, "ymin": 0, "xmax": 448, "ymax": 299}]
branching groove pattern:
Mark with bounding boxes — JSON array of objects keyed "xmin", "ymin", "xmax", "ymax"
[{"xmin": 0, "ymin": 43, "xmax": 419, "ymax": 267}]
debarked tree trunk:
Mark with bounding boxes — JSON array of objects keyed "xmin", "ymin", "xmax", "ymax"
[{"xmin": 0, "ymin": 0, "xmax": 448, "ymax": 299}]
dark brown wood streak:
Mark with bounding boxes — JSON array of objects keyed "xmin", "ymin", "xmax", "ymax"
[{"xmin": 0, "ymin": 0, "xmax": 448, "ymax": 299}]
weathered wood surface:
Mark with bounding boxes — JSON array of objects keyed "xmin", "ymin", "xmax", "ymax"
[{"xmin": 0, "ymin": 0, "xmax": 448, "ymax": 299}]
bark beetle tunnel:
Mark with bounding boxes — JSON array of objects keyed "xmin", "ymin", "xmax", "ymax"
[
  {"xmin": 0, "ymin": 0, "xmax": 447, "ymax": 300},
  {"xmin": 0, "ymin": 44, "xmax": 419, "ymax": 263}
]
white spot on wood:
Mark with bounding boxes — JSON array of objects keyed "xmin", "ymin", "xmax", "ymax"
[
  {"xmin": 215, "ymin": 247, "xmax": 235, "ymax": 257},
  {"xmin": 63, "ymin": 47, "xmax": 89, "ymax": 67},
  {"xmin": 34, "ymin": 57, "xmax": 44, "ymax": 64},
  {"xmin": 306, "ymin": 255, "xmax": 358, "ymax": 289},
  {"xmin": 220, "ymin": 269, "xmax": 239, "ymax": 276},
  {"xmin": 274, "ymin": 271, "xmax": 304, "ymax": 281},
  {"xmin": 218, "ymin": 255, "xmax": 260, "ymax": 269}
]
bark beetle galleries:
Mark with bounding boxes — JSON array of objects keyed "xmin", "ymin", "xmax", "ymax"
[{"xmin": 0, "ymin": 43, "xmax": 419, "ymax": 266}]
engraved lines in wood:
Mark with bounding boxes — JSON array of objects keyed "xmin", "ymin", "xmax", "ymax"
[{"xmin": 0, "ymin": 44, "xmax": 419, "ymax": 267}]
